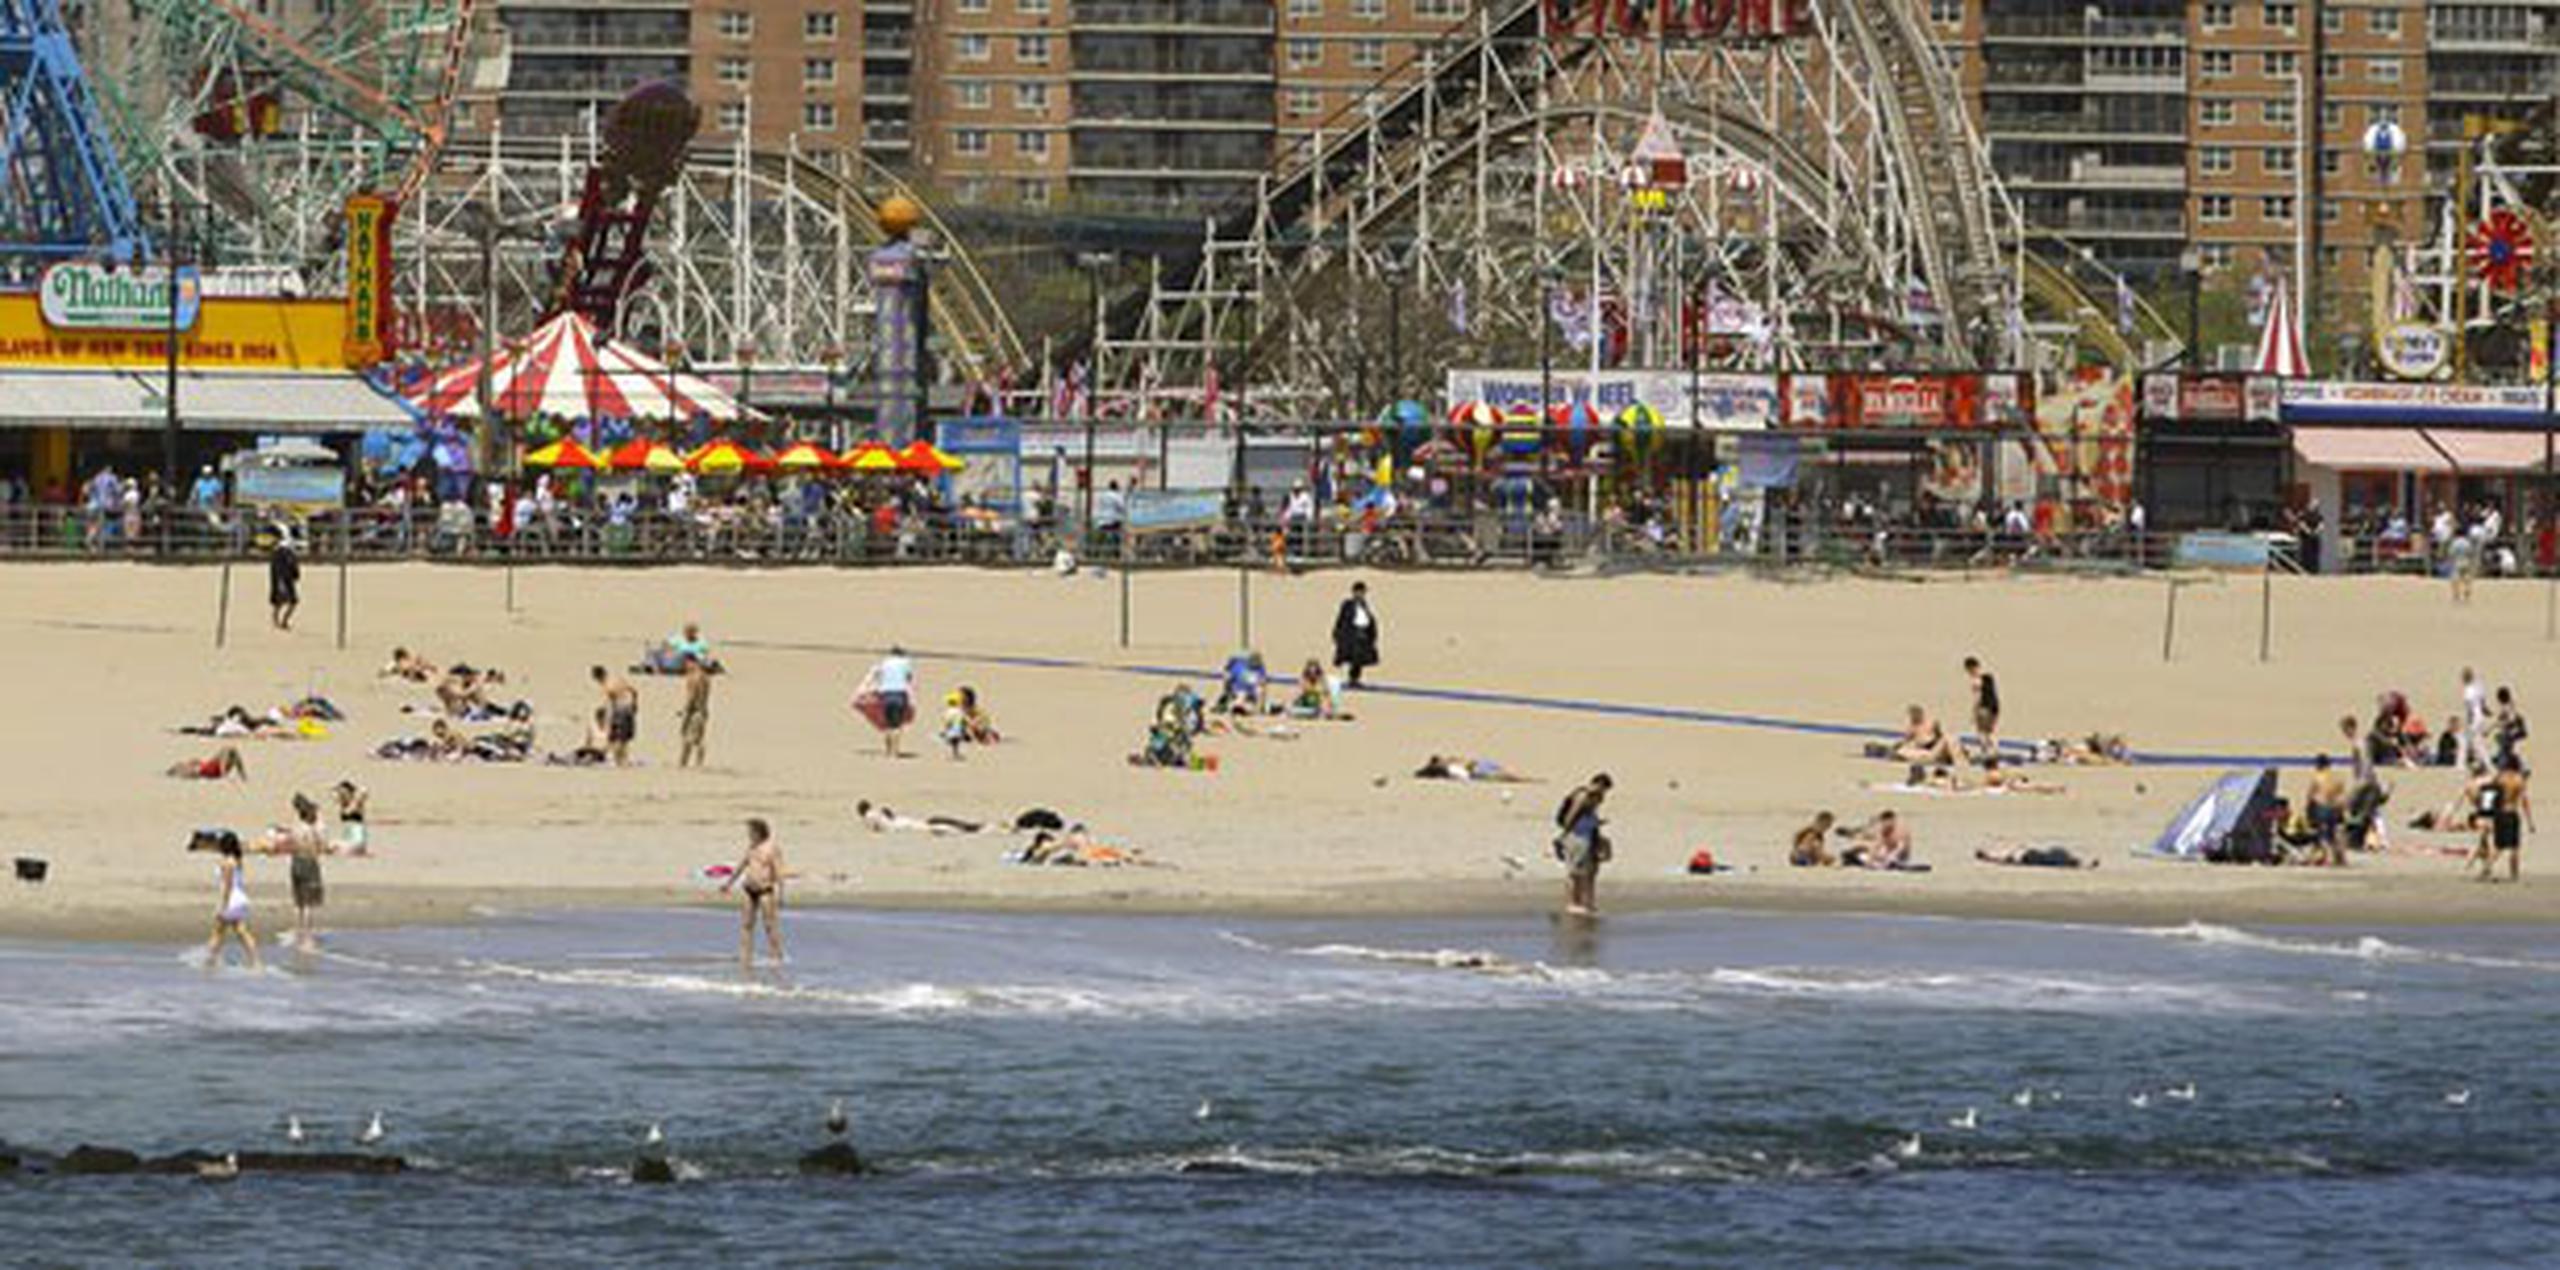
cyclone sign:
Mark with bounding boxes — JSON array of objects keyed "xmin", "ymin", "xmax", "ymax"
[{"xmin": 39, "ymin": 263, "xmax": 202, "ymax": 332}]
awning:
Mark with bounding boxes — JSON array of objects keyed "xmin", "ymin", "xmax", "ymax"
[
  {"xmin": 0, "ymin": 368, "xmax": 414, "ymax": 432},
  {"xmin": 2290, "ymin": 426, "xmax": 2450, "ymax": 474},
  {"xmin": 2429, "ymin": 430, "xmax": 2558, "ymax": 474}
]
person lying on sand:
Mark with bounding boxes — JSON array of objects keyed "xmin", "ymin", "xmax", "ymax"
[
  {"xmin": 856, "ymin": 799, "xmax": 986, "ymax": 835},
  {"xmin": 2409, "ymin": 765, "xmax": 2495, "ymax": 832},
  {"xmin": 379, "ymin": 647, "xmax": 438, "ymax": 683},
  {"xmin": 1838, "ymin": 810, "xmax": 1927, "ymax": 871},
  {"xmin": 167, "ymin": 746, "xmax": 248, "ymax": 781},
  {"xmin": 1014, "ymin": 825, "xmax": 1156, "ymax": 868},
  {"xmin": 1789, "ymin": 812, "xmax": 1838, "ymax": 867},
  {"xmin": 181, "ymin": 706, "xmax": 307, "ymax": 740},
  {"xmin": 1981, "ymin": 756, "xmax": 2064, "ymax": 795},
  {"xmin": 2034, "ymin": 733, "xmax": 2131, "ymax": 766},
  {"xmin": 1975, "ymin": 846, "xmax": 2098, "ymax": 870},
  {"xmin": 1414, "ymin": 755, "xmax": 1532, "ymax": 783},
  {"xmin": 433, "ymin": 665, "xmax": 508, "ymax": 719}
]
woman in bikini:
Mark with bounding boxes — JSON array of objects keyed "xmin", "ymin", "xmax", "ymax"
[
  {"xmin": 167, "ymin": 747, "xmax": 248, "ymax": 781},
  {"xmin": 202, "ymin": 831, "xmax": 262, "ymax": 971}
]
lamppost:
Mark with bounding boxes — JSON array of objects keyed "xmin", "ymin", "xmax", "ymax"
[
  {"xmin": 2179, "ymin": 246, "xmax": 2205, "ymax": 370},
  {"xmin": 160, "ymin": 197, "xmax": 189, "ymax": 500},
  {"xmin": 1537, "ymin": 262, "xmax": 1563, "ymax": 418},
  {"xmin": 1075, "ymin": 250, "xmax": 1115, "ymax": 556}
]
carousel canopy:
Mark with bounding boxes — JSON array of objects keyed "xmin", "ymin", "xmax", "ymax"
[{"xmin": 408, "ymin": 312, "xmax": 759, "ymax": 423}]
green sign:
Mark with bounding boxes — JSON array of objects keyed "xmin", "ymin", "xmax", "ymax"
[{"xmin": 38, "ymin": 262, "xmax": 202, "ymax": 332}]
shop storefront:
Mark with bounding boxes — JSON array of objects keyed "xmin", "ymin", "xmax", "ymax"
[
  {"xmin": 2278, "ymin": 381, "xmax": 2555, "ymax": 574},
  {"xmin": 2137, "ymin": 373, "xmax": 2286, "ymax": 531}
]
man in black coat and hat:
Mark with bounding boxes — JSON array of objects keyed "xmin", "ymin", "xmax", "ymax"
[{"xmin": 1331, "ymin": 581, "xmax": 1380, "ymax": 689}]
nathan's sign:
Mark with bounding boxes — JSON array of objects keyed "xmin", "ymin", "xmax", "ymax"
[
  {"xmin": 342, "ymin": 194, "xmax": 398, "ymax": 366},
  {"xmin": 0, "ymin": 293, "xmax": 360, "ymax": 371},
  {"xmin": 1545, "ymin": 0, "xmax": 1812, "ymax": 40},
  {"xmin": 39, "ymin": 263, "xmax": 202, "ymax": 332}
]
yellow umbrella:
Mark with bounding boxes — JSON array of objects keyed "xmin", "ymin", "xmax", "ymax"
[
  {"xmin": 773, "ymin": 441, "xmax": 839, "ymax": 474},
  {"xmin": 844, "ymin": 442, "xmax": 899, "ymax": 473},
  {"xmin": 524, "ymin": 438, "xmax": 602, "ymax": 470},
  {"xmin": 687, "ymin": 440, "xmax": 750, "ymax": 476}
]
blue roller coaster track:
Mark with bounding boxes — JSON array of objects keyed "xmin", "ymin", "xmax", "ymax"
[{"xmin": 1, "ymin": 0, "xmax": 148, "ymax": 267}]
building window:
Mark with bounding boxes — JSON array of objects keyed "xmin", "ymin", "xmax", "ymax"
[
  {"xmin": 1017, "ymin": 130, "xmax": 1049, "ymax": 158},
  {"xmin": 2199, "ymin": 146, "xmax": 2234, "ymax": 175},
  {"xmin": 958, "ymin": 33, "xmax": 991, "ymax": 60},
  {"xmin": 2321, "ymin": 198, "xmax": 2342, "ymax": 223},
  {"xmin": 2200, "ymin": 194, "xmax": 2234, "ymax": 223},
  {"xmin": 1019, "ymin": 0, "xmax": 1049, "ymax": 11},
  {"xmin": 1417, "ymin": 0, "xmax": 1464, "ymax": 15},
  {"xmin": 2264, "ymin": 51, "xmax": 2296, "ymax": 79},
  {"xmin": 1015, "ymin": 82, "xmax": 1049, "ymax": 111},
  {"xmin": 803, "ymin": 101, "xmax": 838, "ymax": 131},
  {"xmin": 717, "ymin": 101, "xmax": 748, "ymax": 131},
  {"xmin": 1352, "ymin": 38, "xmax": 1386, "ymax": 68},
  {"xmin": 954, "ymin": 128, "xmax": 989, "ymax": 156},
  {"xmin": 1352, "ymin": 0, "xmax": 1384, "ymax": 17},
  {"xmin": 2201, "ymin": 50, "xmax": 2233, "ymax": 78},
  {"xmin": 956, "ymin": 178, "xmax": 988, "ymax": 203},
  {"xmin": 804, "ymin": 10, "xmax": 838, "ymax": 39},
  {"xmin": 2369, "ymin": 102, "xmax": 2400, "ymax": 126},
  {"xmin": 2199, "ymin": 244, "xmax": 2231, "ymax": 271},
  {"xmin": 2262, "ymin": 195, "xmax": 2294, "ymax": 223},
  {"xmin": 1018, "ymin": 178, "xmax": 1050, "ymax": 207},
  {"xmin": 2200, "ymin": 99, "xmax": 2235, "ymax": 127},
  {"xmin": 1289, "ymin": 0, "xmax": 1320, "ymax": 15},
  {"xmin": 716, "ymin": 9, "xmax": 752, "ymax": 38},
  {"xmin": 2318, "ymin": 52, "xmax": 2341, "ymax": 79},
  {"xmin": 2369, "ymin": 58, "xmax": 2400, "ymax": 84},
  {"xmin": 1286, "ymin": 37, "xmax": 1320, "ymax": 68},
  {"xmin": 2265, "ymin": 146, "xmax": 2296, "ymax": 176},
  {"xmin": 957, "ymin": 80, "xmax": 991, "ymax": 109},
  {"xmin": 804, "ymin": 58, "xmax": 836, "ymax": 86},
  {"xmin": 958, "ymin": 0, "xmax": 988, "ymax": 9},
  {"xmin": 2368, "ymin": 8, "xmax": 2399, "ymax": 37},
  {"xmin": 2321, "ymin": 148, "xmax": 2343, "ymax": 176},
  {"xmin": 2319, "ymin": 100, "xmax": 2343, "ymax": 129},
  {"xmin": 1285, "ymin": 87, "xmax": 1320, "ymax": 116},
  {"xmin": 2201, "ymin": 1, "xmax": 2232, "ymax": 29},
  {"xmin": 2264, "ymin": 3, "xmax": 2296, "ymax": 33},
  {"xmin": 2321, "ymin": 5, "xmax": 2343, "ymax": 34},
  {"xmin": 1928, "ymin": 0, "xmax": 1960, "ymax": 25},
  {"xmin": 717, "ymin": 56, "xmax": 750, "ymax": 86},
  {"xmin": 1017, "ymin": 34, "xmax": 1050, "ymax": 63},
  {"xmin": 2264, "ymin": 97, "xmax": 2296, "ymax": 128}
]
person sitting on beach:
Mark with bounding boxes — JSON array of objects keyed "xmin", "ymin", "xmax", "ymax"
[
  {"xmin": 2434, "ymin": 715, "xmax": 2464, "ymax": 768},
  {"xmin": 2368, "ymin": 693, "xmax": 2417, "ymax": 767},
  {"xmin": 856, "ymin": 799, "xmax": 985, "ymax": 835},
  {"xmin": 1216, "ymin": 652, "xmax": 1270, "ymax": 715},
  {"xmin": 379, "ymin": 647, "xmax": 438, "ymax": 683},
  {"xmin": 168, "ymin": 746, "xmax": 248, "ymax": 781},
  {"xmin": 1889, "ymin": 706, "xmax": 1957, "ymax": 768},
  {"xmin": 1414, "ymin": 755, "xmax": 1531, "ymax": 783},
  {"xmin": 1789, "ymin": 812, "xmax": 1839, "ymax": 868},
  {"xmin": 641, "ymin": 623, "xmax": 724, "ymax": 675},
  {"xmin": 334, "ymin": 780, "xmax": 371, "ymax": 856},
  {"xmin": 1975, "ymin": 846, "xmax": 2098, "ymax": 870},
  {"xmin": 1289, "ymin": 659, "xmax": 1345, "ymax": 720},
  {"xmin": 434, "ymin": 665, "xmax": 506, "ymax": 719},
  {"xmin": 1131, "ymin": 718, "xmax": 1197, "ymax": 769},
  {"xmin": 1156, "ymin": 686, "xmax": 1207, "ymax": 739},
  {"xmin": 955, "ymin": 686, "xmax": 999, "ymax": 745},
  {"xmin": 1838, "ymin": 811, "xmax": 1924, "ymax": 871}
]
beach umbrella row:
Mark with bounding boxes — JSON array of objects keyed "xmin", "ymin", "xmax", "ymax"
[{"xmin": 523, "ymin": 437, "xmax": 963, "ymax": 475}]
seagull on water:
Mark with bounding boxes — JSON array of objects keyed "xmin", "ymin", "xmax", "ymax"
[
  {"xmin": 357, "ymin": 1111, "xmax": 387, "ymax": 1147},
  {"xmin": 2445, "ymin": 1088, "xmax": 2473, "ymax": 1108},
  {"xmin": 1194, "ymin": 1098, "xmax": 1215, "ymax": 1122},
  {"xmin": 1947, "ymin": 1107, "xmax": 1978, "ymax": 1131},
  {"xmin": 2010, "ymin": 1088, "xmax": 2035, "ymax": 1109},
  {"xmin": 2128, "ymin": 1091, "xmax": 2151, "ymax": 1110},
  {"xmin": 2166, "ymin": 1082, "xmax": 2198, "ymax": 1103},
  {"xmin": 644, "ymin": 1122, "xmax": 665, "ymax": 1148},
  {"xmin": 285, "ymin": 1115, "xmax": 307, "ymax": 1146},
  {"xmin": 2325, "ymin": 1092, "xmax": 2358, "ymax": 1113},
  {"xmin": 826, "ymin": 1099, "xmax": 850, "ymax": 1137},
  {"xmin": 1893, "ymin": 1133, "xmax": 1922, "ymax": 1160},
  {"xmin": 196, "ymin": 1152, "xmax": 241, "ymax": 1182}
]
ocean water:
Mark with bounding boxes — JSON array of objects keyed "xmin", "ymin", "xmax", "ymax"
[{"xmin": 2, "ymin": 907, "xmax": 2557, "ymax": 1267}]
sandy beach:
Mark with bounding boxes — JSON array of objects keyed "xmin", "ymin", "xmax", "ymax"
[{"xmin": 3, "ymin": 559, "xmax": 2556, "ymax": 940}]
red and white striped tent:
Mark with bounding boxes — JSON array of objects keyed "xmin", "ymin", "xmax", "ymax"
[
  {"xmin": 2253, "ymin": 274, "xmax": 2310, "ymax": 378},
  {"xmin": 407, "ymin": 312, "xmax": 757, "ymax": 422}
]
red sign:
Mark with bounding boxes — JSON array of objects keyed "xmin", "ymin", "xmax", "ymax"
[
  {"xmin": 1546, "ymin": 0, "xmax": 1811, "ymax": 41},
  {"xmin": 1841, "ymin": 374, "xmax": 1985, "ymax": 429},
  {"xmin": 2139, "ymin": 373, "xmax": 2280, "ymax": 424}
]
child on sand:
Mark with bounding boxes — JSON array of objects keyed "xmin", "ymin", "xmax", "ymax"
[
  {"xmin": 940, "ymin": 691, "xmax": 970, "ymax": 760},
  {"xmin": 719, "ymin": 818, "xmax": 786, "ymax": 970}
]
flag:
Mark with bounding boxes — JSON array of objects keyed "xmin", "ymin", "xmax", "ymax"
[
  {"xmin": 2115, "ymin": 274, "xmax": 2137, "ymax": 337},
  {"xmin": 1448, "ymin": 278, "xmax": 1471, "ymax": 335},
  {"xmin": 1202, "ymin": 363, "xmax": 1222, "ymax": 419}
]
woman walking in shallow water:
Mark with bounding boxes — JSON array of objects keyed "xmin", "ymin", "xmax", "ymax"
[{"xmin": 203, "ymin": 831, "xmax": 262, "ymax": 971}]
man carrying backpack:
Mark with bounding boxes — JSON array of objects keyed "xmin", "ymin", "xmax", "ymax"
[{"xmin": 1553, "ymin": 774, "xmax": 1614, "ymax": 916}]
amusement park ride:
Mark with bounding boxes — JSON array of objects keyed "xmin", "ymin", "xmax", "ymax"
[{"xmin": 11, "ymin": 0, "xmax": 2552, "ymax": 418}]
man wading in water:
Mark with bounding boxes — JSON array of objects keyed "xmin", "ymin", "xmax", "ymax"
[{"xmin": 1554, "ymin": 774, "xmax": 1614, "ymax": 916}]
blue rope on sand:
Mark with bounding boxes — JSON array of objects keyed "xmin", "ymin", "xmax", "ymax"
[{"xmin": 734, "ymin": 637, "xmax": 2302, "ymax": 770}]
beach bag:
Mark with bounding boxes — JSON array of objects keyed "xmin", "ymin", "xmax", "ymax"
[
  {"xmin": 852, "ymin": 689, "xmax": 892, "ymax": 731},
  {"xmin": 1686, "ymin": 848, "xmax": 1717, "ymax": 875}
]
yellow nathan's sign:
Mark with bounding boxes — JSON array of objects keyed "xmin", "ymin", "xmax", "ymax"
[
  {"xmin": 342, "ymin": 193, "xmax": 397, "ymax": 366},
  {"xmin": 0, "ymin": 292, "xmax": 359, "ymax": 370}
]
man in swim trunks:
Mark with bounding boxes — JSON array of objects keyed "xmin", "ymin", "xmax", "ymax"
[
  {"xmin": 593, "ymin": 665, "xmax": 639, "ymax": 766},
  {"xmin": 262, "ymin": 793, "xmax": 331, "ymax": 949},
  {"xmin": 1964, "ymin": 656, "xmax": 2000, "ymax": 757},
  {"xmin": 1553, "ymin": 774, "xmax": 1613, "ymax": 915},
  {"xmin": 720, "ymin": 818, "xmax": 786, "ymax": 970}
]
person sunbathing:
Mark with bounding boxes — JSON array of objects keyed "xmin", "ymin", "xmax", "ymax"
[
  {"xmin": 1889, "ymin": 706, "xmax": 1957, "ymax": 767},
  {"xmin": 856, "ymin": 799, "xmax": 985, "ymax": 835},
  {"xmin": 1414, "ymin": 755, "xmax": 1531, "ymax": 783},
  {"xmin": 1981, "ymin": 756, "xmax": 2065, "ymax": 795},
  {"xmin": 1789, "ymin": 812, "xmax": 1838, "ymax": 867},
  {"xmin": 2037, "ymin": 733, "xmax": 2131, "ymax": 766},
  {"xmin": 167, "ymin": 746, "xmax": 248, "ymax": 781},
  {"xmin": 1975, "ymin": 846, "xmax": 2098, "ymax": 870},
  {"xmin": 379, "ymin": 647, "xmax": 438, "ymax": 683},
  {"xmin": 1839, "ymin": 810, "xmax": 1925, "ymax": 871},
  {"xmin": 1017, "ymin": 825, "xmax": 1151, "ymax": 867},
  {"xmin": 183, "ymin": 706, "xmax": 296, "ymax": 739}
]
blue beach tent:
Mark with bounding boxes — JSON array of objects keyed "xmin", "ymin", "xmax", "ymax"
[{"xmin": 2145, "ymin": 769, "xmax": 2279, "ymax": 863}]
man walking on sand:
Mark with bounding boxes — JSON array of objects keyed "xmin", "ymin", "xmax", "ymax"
[
  {"xmin": 593, "ymin": 665, "xmax": 639, "ymax": 766},
  {"xmin": 1332, "ymin": 581, "xmax": 1381, "ymax": 689},
  {"xmin": 720, "ymin": 818, "xmax": 786, "ymax": 970},
  {"xmin": 1554, "ymin": 774, "xmax": 1614, "ymax": 916},
  {"xmin": 677, "ymin": 654, "xmax": 712, "ymax": 768},
  {"xmin": 1963, "ymin": 656, "xmax": 2000, "ymax": 759},
  {"xmin": 268, "ymin": 530, "xmax": 301, "ymax": 630}
]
